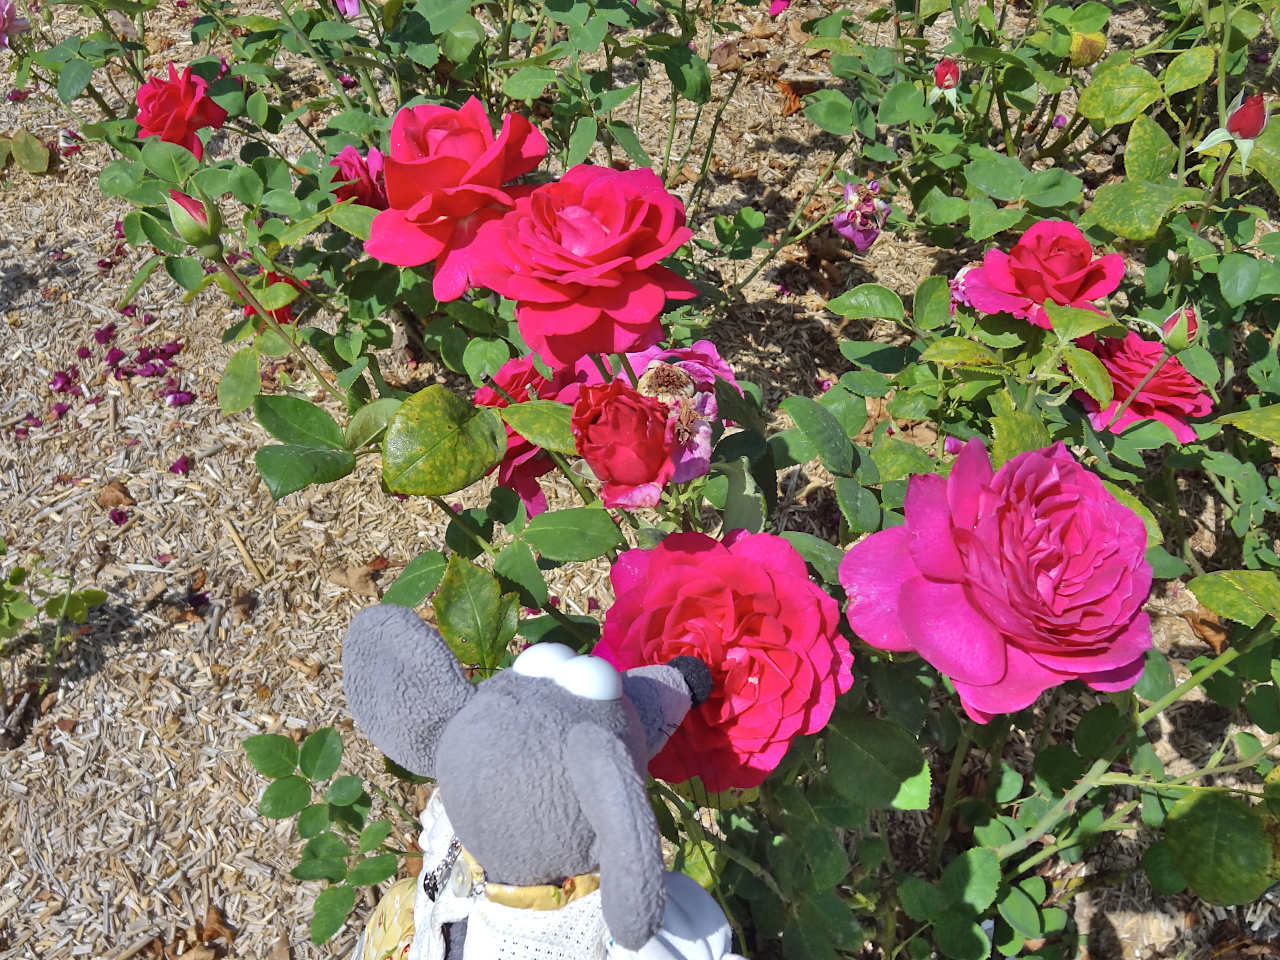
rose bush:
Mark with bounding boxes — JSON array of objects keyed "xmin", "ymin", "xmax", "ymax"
[
  {"xmin": 571, "ymin": 381, "xmax": 675, "ymax": 508},
  {"xmin": 135, "ymin": 62, "xmax": 227, "ymax": 161},
  {"xmin": 1077, "ymin": 332, "xmax": 1213, "ymax": 443},
  {"xmin": 596, "ymin": 531, "xmax": 852, "ymax": 791},
  {"xmin": 955, "ymin": 220, "xmax": 1124, "ymax": 329},
  {"xmin": 471, "ymin": 164, "xmax": 698, "ymax": 367},
  {"xmin": 840, "ymin": 440, "xmax": 1152, "ymax": 723},
  {"xmin": 365, "ymin": 97, "xmax": 547, "ymax": 300}
]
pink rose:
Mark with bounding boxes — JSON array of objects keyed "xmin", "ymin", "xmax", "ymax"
[
  {"xmin": 1076, "ymin": 332, "xmax": 1212, "ymax": 443},
  {"xmin": 956, "ymin": 220, "xmax": 1124, "ymax": 329},
  {"xmin": 1, "ymin": 0, "xmax": 30, "ymax": 49},
  {"xmin": 474, "ymin": 356, "xmax": 578, "ymax": 516},
  {"xmin": 365, "ymin": 97, "xmax": 547, "ymax": 301},
  {"xmin": 596, "ymin": 531, "xmax": 852, "ymax": 791},
  {"xmin": 571, "ymin": 381, "xmax": 675, "ymax": 509},
  {"xmin": 470, "ymin": 164, "xmax": 698, "ymax": 368},
  {"xmin": 330, "ymin": 145, "xmax": 388, "ymax": 210},
  {"xmin": 135, "ymin": 63, "xmax": 228, "ymax": 161},
  {"xmin": 839, "ymin": 441, "xmax": 1152, "ymax": 723}
]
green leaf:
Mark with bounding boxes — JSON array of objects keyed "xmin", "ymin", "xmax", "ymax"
[
  {"xmin": 835, "ymin": 478, "xmax": 880, "ymax": 533},
  {"xmin": 780, "ymin": 397, "xmax": 853, "ymax": 475},
  {"xmin": 348, "ymin": 853, "xmax": 398, "ymax": 886},
  {"xmin": 606, "ymin": 121, "xmax": 651, "ymax": 167},
  {"xmin": 259, "ymin": 775, "xmax": 311, "ymax": 818},
  {"xmin": 1044, "ymin": 302, "xmax": 1121, "ymax": 341},
  {"xmin": 934, "ymin": 913, "xmax": 991, "ymax": 960},
  {"xmin": 494, "ymin": 540, "xmax": 548, "ymax": 607},
  {"xmin": 499, "ymin": 400, "xmax": 576, "ymax": 454},
  {"xmin": 827, "ymin": 711, "xmax": 931, "ymax": 810},
  {"xmin": 804, "ymin": 89, "xmax": 854, "ymax": 135},
  {"xmin": 964, "ymin": 151, "xmax": 1028, "ymax": 203},
  {"xmin": 304, "ymin": 831, "xmax": 350, "ymax": 861},
  {"xmin": 57, "ymin": 58, "xmax": 94, "ymax": 103},
  {"xmin": 828, "ymin": 283, "xmax": 904, "ymax": 321},
  {"xmin": 899, "ymin": 876, "xmax": 946, "ymax": 921},
  {"xmin": 878, "ymin": 80, "xmax": 928, "ymax": 125},
  {"xmin": 345, "ymin": 397, "xmax": 402, "ymax": 450},
  {"xmin": 382, "ymin": 385, "xmax": 506, "ymax": 495},
  {"xmin": 299, "ymin": 727, "xmax": 343, "ymax": 781},
  {"xmin": 432, "ymin": 554, "xmax": 517, "ymax": 667},
  {"xmin": 1188, "ymin": 570, "xmax": 1280, "ymax": 626},
  {"xmin": 1143, "ymin": 839, "xmax": 1188, "ymax": 894},
  {"xmin": 966, "ymin": 197, "xmax": 1023, "ymax": 241},
  {"xmin": 990, "ymin": 393, "xmax": 1051, "ymax": 466},
  {"xmin": 1020, "ymin": 168, "xmax": 1083, "ymax": 208},
  {"xmin": 920, "ymin": 337, "xmax": 998, "ymax": 367},
  {"xmin": 869, "ymin": 436, "xmax": 934, "ymax": 483},
  {"xmin": 141, "ymin": 138, "xmax": 199, "ymax": 183},
  {"xmin": 292, "ymin": 857, "xmax": 347, "ymax": 882},
  {"xmin": 297, "ymin": 803, "xmax": 331, "ymax": 838},
  {"xmin": 218, "ymin": 347, "xmax": 261, "ymax": 414},
  {"xmin": 1126, "ymin": 114, "xmax": 1177, "ymax": 182},
  {"xmin": 164, "ymin": 255, "xmax": 206, "ymax": 293},
  {"xmin": 522, "ymin": 507, "xmax": 623, "ymax": 561},
  {"xmin": 1216, "ymin": 403, "xmax": 1280, "ymax": 443},
  {"xmin": 326, "ymin": 775, "xmax": 364, "ymax": 805},
  {"xmin": 504, "ymin": 65, "xmax": 556, "ymax": 99},
  {"xmin": 658, "ymin": 46, "xmax": 711, "ymax": 103},
  {"xmin": 565, "ymin": 116, "xmax": 597, "ymax": 167},
  {"xmin": 243, "ymin": 734, "xmax": 298, "ymax": 778},
  {"xmin": 358, "ymin": 820, "xmax": 393, "ymax": 853},
  {"xmin": 1077, "ymin": 64, "xmax": 1161, "ymax": 125},
  {"xmin": 939, "ymin": 847, "xmax": 1000, "ymax": 912},
  {"xmin": 255, "ymin": 446, "xmax": 356, "ymax": 499},
  {"xmin": 11, "ymin": 131, "xmax": 50, "ymax": 174},
  {"xmin": 1218, "ymin": 253, "xmax": 1261, "ymax": 307},
  {"xmin": 327, "ymin": 201, "xmax": 378, "ymax": 240},
  {"xmin": 779, "ymin": 531, "xmax": 844, "ymax": 584},
  {"xmin": 1165, "ymin": 792, "xmax": 1275, "ymax": 905},
  {"xmin": 1090, "ymin": 181, "xmax": 1199, "ymax": 240},
  {"xmin": 254, "ymin": 395, "xmax": 344, "ymax": 449},
  {"xmin": 382, "ymin": 550, "xmax": 447, "ymax": 607},
  {"xmin": 310, "ymin": 885, "xmax": 356, "ymax": 944},
  {"xmin": 1161, "ymin": 46, "xmax": 1214, "ymax": 95},
  {"xmin": 1063, "ymin": 345, "xmax": 1113, "ymax": 407}
]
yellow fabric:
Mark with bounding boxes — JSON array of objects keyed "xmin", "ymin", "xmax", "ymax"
[
  {"xmin": 482, "ymin": 871, "xmax": 601, "ymax": 911},
  {"xmin": 361, "ymin": 877, "xmax": 419, "ymax": 960}
]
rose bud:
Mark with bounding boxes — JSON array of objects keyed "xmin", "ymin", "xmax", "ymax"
[
  {"xmin": 166, "ymin": 189, "xmax": 224, "ymax": 258},
  {"xmin": 1227, "ymin": 93, "xmax": 1267, "ymax": 140},
  {"xmin": 934, "ymin": 58, "xmax": 960, "ymax": 90},
  {"xmin": 1161, "ymin": 305, "xmax": 1199, "ymax": 352}
]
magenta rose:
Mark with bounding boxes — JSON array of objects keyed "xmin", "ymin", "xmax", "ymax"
[
  {"xmin": 135, "ymin": 63, "xmax": 227, "ymax": 161},
  {"xmin": 596, "ymin": 531, "xmax": 852, "ymax": 791},
  {"xmin": 330, "ymin": 145, "xmax": 388, "ymax": 210},
  {"xmin": 470, "ymin": 164, "xmax": 698, "ymax": 368},
  {"xmin": 955, "ymin": 220, "xmax": 1124, "ymax": 329},
  {"xmin": 839, "ymin": 440, "xmax": 1152, "ymax": 723},
  {"xmin": 1076, "ymin": 332, "xmax": 1212, "ymax": 443},
  {"xmin": 365, "ymin": 96, "xmax": 547, "ymax": 301}
]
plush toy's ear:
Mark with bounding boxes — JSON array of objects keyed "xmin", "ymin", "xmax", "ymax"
[
  {"xmin": 563, "ymin": 722, "xmax": 666, "ymax": 950},
  {"xmin": 342, "ymin": 604, "xmax": 474, "ymax": 779}
]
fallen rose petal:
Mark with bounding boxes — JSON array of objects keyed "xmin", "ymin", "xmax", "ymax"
[{"xmin": 108, "ymin": 507, "xmax": 129, "ymax": 525}]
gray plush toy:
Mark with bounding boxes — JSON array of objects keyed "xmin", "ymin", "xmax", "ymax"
[{"xmin": 342, "ymin": 604, "xmax": 743, "ymax": 960}]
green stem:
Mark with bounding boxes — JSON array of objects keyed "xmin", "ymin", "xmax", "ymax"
[
  {"xmin": 215, "ymin": 259, "xmax": 346, "ymax": 403},
  {"xmin": 688, "ymin": 69, "xmax": 743, "ymax": 222},
  {"xmin": 1103, "ymin": 346, "xmax": 1172, "ymax": 431},
  {"xmin": 932, "ymin": 726, "xmax": 972, "ymax": 866},
  {"xmin": 660, "ymin": 95, "xmax": 679, "ymax": 184}
]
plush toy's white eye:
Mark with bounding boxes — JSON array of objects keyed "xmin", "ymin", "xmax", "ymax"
[
  {"xmin": 511, "ymin": 642, "xmax": 576, "ymax": 678},
  {"xmin": 555, "ymin": 655, "xmax": 622, "ymax": 701}
]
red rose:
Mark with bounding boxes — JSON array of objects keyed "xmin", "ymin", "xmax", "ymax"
[
  {"xmin": 470, "ymin": 164, "xmax": 698, "ymax": 368},
  {"xmin": 595, "ymin": 531, "xmax": 852, "ymax": 791},
  {"xmin": 571, "ymin": 380, "xmax": 675, "ymax": 509},
  {"xmin": 1227, "ymin": 93, "xmax": 1267, "ymax": 139},
  {"xmin": 1076, "ymin": 332, "xmax": 1212, "ymax": 444},
  {"xmin": 474, "ymin": 356, "xmax": 579, "ymax": 515},
  {"xmin": 330, "ymin": 145, "xmax": 388, "ymax": 210},
  {"xmin": 934, "ymin": 58, "xmax": 960, "ymax": 89},
  {"xmin": 244, "ymin": 270, "xmax": 308, "ymax": 328},
  {"xmin": 365, "ymin": 97, "xmax": 547, "ymax": 302},
  {"xmin": 136, "ymin": 63, "xmax": 227, "ymax": 161},
  {"xmin": 956, "ymin": 220, "xmax": 1125, "ymax": 329}
]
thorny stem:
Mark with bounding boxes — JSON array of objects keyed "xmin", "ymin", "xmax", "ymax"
[
  {"xmin": 215, "ymin": 259, "xmax": 346, "ymax": 403},
  {"xmin": 931, "ymin": 725, "xmax": 972, "ymax": 867},
  {"xmin": 995, "ymin": 620, "xmax": 1279, "ymax": 863},
  {"xmin": 1103, "ymin": 345, "xmax": 1172, "ymax": 431},
  {"xmin": 724, "ymin": 144, "xmax": 853, "ymax": 303}
]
